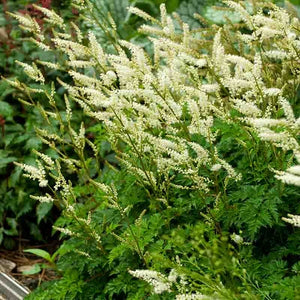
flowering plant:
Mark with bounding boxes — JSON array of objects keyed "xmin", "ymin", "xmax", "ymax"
[
  {"xmin": 0, "ymin": 0, "xmax": 79, "ymax": 248},
  {"xmin": 7, "ymin": 0, "xmax": 300, "ymax": 298}
]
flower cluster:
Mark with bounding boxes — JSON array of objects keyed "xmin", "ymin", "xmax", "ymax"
[
  {"xmin": 282, "ymin": 214, "xmax": 300, "ymax": 227},
  {"xmin": 15, "ymin": 161, "xmax": 48, "ymax": 187},
  {"xmin": 129, "ymin": 270, "xmax": 171, "ymax": 294}
]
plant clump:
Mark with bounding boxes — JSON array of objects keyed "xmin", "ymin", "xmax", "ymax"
[{"xmin": 5, "ymin": 0, "xmax": 300, "ymax": 299}]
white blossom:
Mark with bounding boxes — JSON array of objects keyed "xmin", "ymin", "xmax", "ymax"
[
  {"xmin": 224, "ymin": 1, "xmax": 253, "ymax": 29},
  {"xmin": 16, "ymin": 61, "xmax": 44, "ymax": 84},
  {"xmin": 53, "ymin": 226, "xmax": 80, "ymax": 237},
  {"xmin": 211, "ymin": 164, "xmax": 222, "ymax": 172},
  {"xmin": 33, "ymin": 5, "xmax": 65, "ymax": 29},
  {"xmin": 231, "ymin": 233, "xmax": 244, "ymax": 245},
  {"xmin": 15, "ymin": 161, "xmax": 48, "ymax": 187},
  {"xmin": 33, "ymin": 151, "xmax": 54, "ymax": 167},
  {"xmin": 279, "ymin": 97, "xmax": 295, "ymax": 123},
  {"xmin": 263, "ymin": 88, "xmax": 281, "ymax": 97},
  {"xmin": 232, "ymin": 99, "xmax": 261, "ymax": 117},
  {"xmin": 249, "ymin": 118, "xmax": 288, "ymax": 128},
  {"xmin": 286, "ymin": 165, "xmax": 300, "ymax": 176},
  {"xmin": 201, "ymin": 84, "xmax": 220, "ymax": 94},
  {"xmin": 264, "ymin": 50, "xmax": 289, "ymax": 60},
  {"xmin": 275, "ymin": 172, "xmax": 300, "ymax": 186},
  {"xmin": 176, "ymin": 293, "xmax": 211, "ymax": 300},
  {"xmin": 129, "ymin": 269, "xmax": 171, "ymax": 294},
  {"xmin": 30, "ymin": 194, "xmax": 54, "ymax": 203},
  {"xmin": 282, "ymin": 214, "xmax": 300, "ymax": 227},
  {"xmin": 8, "ymin": 12, "xmax": 41, "ymax": 34}
]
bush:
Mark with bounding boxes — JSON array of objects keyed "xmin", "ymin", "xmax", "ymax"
[
  {"xmin": 6, "ymin": 0, "xmax": 300, "ymax": 298},
  {"xmin": 0, "ymin": 0, "xmax": 188, "ymax": 248}
]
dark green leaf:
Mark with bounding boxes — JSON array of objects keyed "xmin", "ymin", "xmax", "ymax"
[{"xmin": 36, "ymin": 202, "xmax": 53, "ymax": 224}]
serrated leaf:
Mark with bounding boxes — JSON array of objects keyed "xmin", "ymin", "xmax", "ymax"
[
  {"xmin": 8, "ymin": 166, "xmax": 22, "ymax": 188},
  {"xmin": 3, "ymin": 217, "xmax": 18, "ymax": 236},
  {"xmin": 0, "ymin": 80, "xmax": 9, "ymax": 95},
  {"xmin": 176, "ymin": 0, "xmax": 207, "ymax": 29},
  {"xmin": 0, "ymin": 80, "xmax": 15, "ymax": 100},
  {"xmin": 4, "ymin": 133, "xmax": 18, "ymax": 147},
  {"xmin": 204, "ymin": 5, "xmax": 241, "ymax": 24},
  {"xmin": 0, "ymin": 101, "xmax": 13, "ymax": 117},
  {"xmin": 15, "ymin": 195, "xmax": 33, "ymax": 218},
  {"xmin": 36, "ymin": 202, "xmax": 53, "ymax": 224},
  {"xmin": 29, "ymin": 223, "xmax": 43, "ymax": 241},
  {"xmin": 25, "ymin": 136, "xmax": 42, "ymax": 151},
  {"xmin": 14, "ymin": 133, "xmax": 31, "ymax": 144},
  {"xmin": 0, "ymin": 156, "xmax": 17, "ymax": 169},
  {"xmin": 5, "ymin": 123, "xmax": 24, "ymax": 133}
]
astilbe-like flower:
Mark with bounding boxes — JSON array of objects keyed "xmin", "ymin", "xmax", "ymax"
[
  {"xmin": 223, "ymin": 2, "xmax": 300, "ymax": 227},
  {"xmin": 281, "ymin": 214, "xmax": 300, "ymax": 227},
  {"xmin": 176, "ymin": 294, "xmax": 212, "ymax": 300},
  {"xmin": 30, "ymin": 194, "xmax": 54, "ymax": 203},
  {"xmin": 15, "ymin": 161, "xmax": 48, "ymax": 187},
  {"xmin": 7, "ymin": 12, "xmax": 41, "ymax": 34},
  {"xmin": 33, "ymin": 150, "xmax": 55, "ymax": 167},
  {"xmin": 32, "ymin": 4, "xmax": 65, "ymax": 29},
  {"xmin": 15, "ymin": 61, "xmax": 45, "ymax": 83},
  {"xmin": 129, "ymin": 268, "xmax": 212, "ymax": 298},
  {"xmin": 129, "ymin": 269, "xmax": 171, "ymax": 294}
]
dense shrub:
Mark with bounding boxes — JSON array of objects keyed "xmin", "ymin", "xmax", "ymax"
[
  {"xmin": 0, "ymin": 0, "xmax": 193, "ymax": 247},
  {"xmin": 5, "ymin": 0, "xmax": 300, "ymax": 299}
]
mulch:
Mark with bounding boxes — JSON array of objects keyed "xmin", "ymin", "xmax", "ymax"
[{"xmin": 0, "ymin": 238, "xmax": 59, "ymax": 291}]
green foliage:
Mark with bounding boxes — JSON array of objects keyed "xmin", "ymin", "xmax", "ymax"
[
  {"xmin": 3, "ymin": 0, "xmax": 300, "ymax": 299},
  {"xmin": 0, "ymin": 0, "xmax": 214, "ymax": 249},
  {"xmin": 0, "ymin": 0, "xmax": 85, "ymax": 247}
]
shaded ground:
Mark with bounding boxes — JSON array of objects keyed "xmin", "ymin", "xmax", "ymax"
[{"xmin": 0, "ymin": 238, "xmax": 59, "ymax": 292}]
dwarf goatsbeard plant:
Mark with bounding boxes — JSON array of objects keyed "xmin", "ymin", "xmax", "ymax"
[{"xmin": 7, "ymin": 0, "xmax": 300, "ymax": 297}]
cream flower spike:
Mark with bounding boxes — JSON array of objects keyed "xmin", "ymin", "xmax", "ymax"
[
  {"xmin": 282, "ymin": 214, "xmax": 300, "ymax": 227},
  {"xmin": 32, "ymin": 4, "xmax": 65, "ymax": 29}
]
